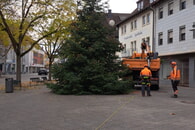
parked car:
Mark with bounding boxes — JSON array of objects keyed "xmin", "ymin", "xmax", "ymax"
[{"xmin": 38, "ymin": 69, "xmax": 48, "ymax": 75}]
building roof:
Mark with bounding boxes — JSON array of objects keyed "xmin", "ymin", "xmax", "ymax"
[
  {"xmin": 116, "ymin": 0, "xmax": 161, "ymax": 26},
  {"xmin": 106, "ymin": 10, "xmax": 131, "ymax": 25}
]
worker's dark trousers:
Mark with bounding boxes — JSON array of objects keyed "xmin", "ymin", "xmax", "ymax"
[
  {"xmin": 141, "ymin": 84, "xmax": 151, "ymax": 96},
  {"xmin": 171, "ymin": 80, "xmax": 180, "ymax": 94}
]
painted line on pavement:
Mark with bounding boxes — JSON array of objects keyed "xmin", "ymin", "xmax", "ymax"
[{"xmin": 95, "ymin": 96, "xmax": 135, "ymax": 130}]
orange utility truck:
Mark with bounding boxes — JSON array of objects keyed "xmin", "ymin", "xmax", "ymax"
[{"xmin": 122, "ymin": 43, "xmax": 160, "ymax": 90}]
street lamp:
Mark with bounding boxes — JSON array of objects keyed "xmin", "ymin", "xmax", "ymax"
[{"xmin": 108, "ymin": 19, "xmax": 115, "ymax": 26}]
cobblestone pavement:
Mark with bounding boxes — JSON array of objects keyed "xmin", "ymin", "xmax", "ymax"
[{"xmin": 0, "ymin": 84, "xmax": 195, "ymax": 130}]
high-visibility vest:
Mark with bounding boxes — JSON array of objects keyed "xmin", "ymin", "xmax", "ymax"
[
  {"xmin": 170, "ymin": 66, "xmax": 180, "ymax": 80},
  {"xmin": 140, "ymin": 68, "xmax": 152, "ymax": 77},
  {"xmin": 140, "ymin": 68, "xmax": 151, "ymax": 86}
]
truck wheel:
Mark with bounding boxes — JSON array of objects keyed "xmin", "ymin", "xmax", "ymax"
[{"xmin": 151, "ymin": 85, "xmax": 159, "ymax": 90}]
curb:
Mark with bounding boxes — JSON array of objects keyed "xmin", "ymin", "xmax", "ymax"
[{"xmin": 0, "ymin": 80, "xmax": 56, "ymax": 91}]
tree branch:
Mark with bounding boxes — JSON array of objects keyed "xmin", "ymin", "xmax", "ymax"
[
  {"xmin": 19, "ymin": 0, "xmax": 33, "ymax": 41},
  {"xmin": 0, "ymin": 10, "xmax": 19, "ymax": 54},
  {"xmin": 21, "ymin": 29, "xmax": 57, "ymax": 57}
]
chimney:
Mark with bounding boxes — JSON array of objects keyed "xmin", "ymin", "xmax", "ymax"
[{"xmin": 108, "ymin": 9, "xmax": 112, "ymax": 18}]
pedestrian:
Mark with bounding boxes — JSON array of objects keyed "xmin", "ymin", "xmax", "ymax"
[
  {"xmin": 140, "ymin": 64, "xmax": 152, "ymax": 97},
  {"xmin": 141, "ymin": 39, "xmax": 147, "ymax": 59},
  {"xmin": 167, "ymin": 61, "xmax": 180, "ymax": 98}
]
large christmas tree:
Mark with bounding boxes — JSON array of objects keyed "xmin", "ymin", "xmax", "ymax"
[{"xmin": 48, "ymin": 0, "xmax": 132, "ymax": 94}]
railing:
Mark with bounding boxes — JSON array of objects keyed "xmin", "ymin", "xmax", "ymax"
[{"xmin": 121, "ymin": 48, "xmax": 138, "ymax": 58}]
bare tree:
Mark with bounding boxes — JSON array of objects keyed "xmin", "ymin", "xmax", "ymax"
[
  {"xmin": 40, "ymin": 34, "xmax": 63, "ymax": 81},
  {"xmin": 0, "ymin": 0, "xmax": 76, "ymax": 86}
]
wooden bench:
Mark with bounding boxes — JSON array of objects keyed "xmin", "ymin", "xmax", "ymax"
[
  {"xmin": 30, "ymin": 77, "xmax": 43, "ymax": 87},
  {"xmin": 13, "ymin": 80, "xmax": 21, "ymax": 87},
  {"xmin": 41, "ymin": 77, "xmax": 48, "ymax": 81}
]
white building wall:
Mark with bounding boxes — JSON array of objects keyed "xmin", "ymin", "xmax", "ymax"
[
  {"xmin": 155, "ymin": 0, "xmax": 195, "ymax": 87},
  {"xmin": 5, "ymin": 49, "xmax": 16, "ymax": 73},
  {"xmin": 2, "ymin": 47, "xmax": 45, "ymax": 74},
  {"xmin": 119, "ymin": 10, "xmax": 154, "ymax": 58},
  {"xmin": 155, "ymin": 0, "xmax": 195, "ymax": 56}
]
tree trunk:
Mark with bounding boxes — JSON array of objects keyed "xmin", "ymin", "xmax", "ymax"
[
  {"xmin": 48, "ymin": 59, "xmax": 52, "ymax": 81},
  {"xmin": 16, "ymin": 55, "xmax": 22, "ymax": 88},
  {"xmin": 3, "ymin": 54, "xmax": 6, "ymax": 74}
]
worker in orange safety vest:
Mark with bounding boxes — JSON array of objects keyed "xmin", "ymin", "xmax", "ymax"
[
  {"xmin": 140, "ymin": 64, "xmax": 152, "ymax": 96},
  {"xmin": 167, "ymin": 61, "xmax": 181, "ymax": 98}
]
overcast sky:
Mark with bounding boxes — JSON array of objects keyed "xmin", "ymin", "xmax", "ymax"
[{"xmin": 108, "ymin": 0, "xmax": 137, "ymax": 13}]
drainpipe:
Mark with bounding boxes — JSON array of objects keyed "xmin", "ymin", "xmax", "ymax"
[{"xmin": 149, "ymin": 6, "xmax": 155, "ymax": 52}]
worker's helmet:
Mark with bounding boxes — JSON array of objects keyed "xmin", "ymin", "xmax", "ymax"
[
  {"xmin": 144, "ymin": 64, "xmax": 148, "ymax": 67},
  {"xmin": 171, "ymin": 61, "xmax": 177, "ymax": 65}
]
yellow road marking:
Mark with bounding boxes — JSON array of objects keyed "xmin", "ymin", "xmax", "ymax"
[{"xmin": 95, "ymin": 96, "xmax": 135, "ymax": 130}]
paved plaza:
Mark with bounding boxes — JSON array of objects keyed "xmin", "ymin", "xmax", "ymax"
[{"xmin": 0, "ymin": 81, "xmax": 195, "ymax": 130}]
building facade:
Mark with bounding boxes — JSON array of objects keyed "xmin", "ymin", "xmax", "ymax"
[
  {"xmin": 25, "ymin": 49, "xmax": 45, "ymax": 73},
  {"xmin": 154, "ymin": 0, "xmax": 195, "ymax": 87},
  {"xmin": 117, "ymin": 0, "xmax": 156, "ymax": 58},
  {"xmin": 117, "ymin": 0, "xmax": 195, "ymax": 87},
  {"xmin": 0, "ymin": 47, "xmax": 45, "ymax": 74}
]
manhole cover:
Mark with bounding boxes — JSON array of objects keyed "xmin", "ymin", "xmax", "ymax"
[{"xmin": 180, "ymin": 101, "xmax": 195, "ymax": 104}]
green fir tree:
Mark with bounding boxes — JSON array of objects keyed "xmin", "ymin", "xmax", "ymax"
[{"xmin": 48, "ymin": 0, "xmax": 132, "ymax": 95}]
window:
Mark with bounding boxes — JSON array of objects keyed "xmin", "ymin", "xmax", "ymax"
[
  {"xmin": 168, "ymin": 29, "xmax": 173, "ymax": 44},
  {"xmin": 158, "ymin": 32, "xmax": 163, "ymax": 45},
  {"xmin": 133, "ymin": 41, "xmax": 136, "ymax": 51},
  {"xmin": 193, "ymin": 29, "xmax": 195, "ymax": 39},
  {"xmin": 168, "ymin": 1, "xmax": 173, "ymax": 15},
  {"xmin": 140, "ymin": 1, "xmax": 143, "ymax": 9},
  {"xmin": 147, "ymin": 13, "xmax": 150, "ymax": 23},
  {"xmin": 142, "ymin": 38, "xmax": 145, "ymax": 43},
  {"xmin": 150, "ymin": 0, "xmax": 155, "ymax": 3},
  {"xmin": 137, "ymin": 1, "xmax": 143, "ymax": 11},
  {"xmin": 159, "ymin": 7, "xmax": 163, "ymax": 19},
  {"xmin": 121, "ymin": 25, "xmax": 126, "ymax": 34},
  {"xmin": 137, "ymin": 2, "xmax": 141, "ymax": 10},
  {"xmin": 131, "ymin": 42, "xmax": 134, "ymax": 54},
  {"xmin": 131, "ymin": 20, "xmax": 137, "ymax": 30},
  {"xmin": 134, "ymin": 20, "xmax": 137, "ymax": 29},
  {"xmin": 146, "ymin": 37, "xmax": 150, "ymax": 46},
  {"xmin": 194, "ymin": 0, "xmax": 195, "ymax": 5},
  {"xmin": 179, "ymin": 26, "xmax": 186, "ymax": 41},
  {"xmin": 124, "ymin": 25, "xmax": 126, "ymax": 33},
  {"xmin": 33, "ymin": 52, "xmax": 38, "ymax": 57},
  {"xmin": 131, "ymin": 42, "xmax": 133, "ymax": 53},
  {"xmin": 131, "ymin": 22, "xmax": 133, "ymax": 30},
  {"xmin": 123, "ymin": 44, "xmax": 127, "ymax": 53},
  {"xmin": 33, "ymin": 59, "xmax": 37, "ymax": 64},
  {"xmin": 180, "ymin": 0, "xmax": 186, "ymax": 10},
  {"xmin": 142, "ymin": 15, "xmax": 146, "ymax": 25},
  {"xmin": 131, "ymin": 41, "xmax": 136, "ymax": 53},
  {"xmin": 0, "ymin": 48, "xmax": 3, "ymax": 55},
  {"xmin": 193, "ymin": 22, "xmax": 195, "ymax": 39},
  {"xmin": 194, "ymin": 60, "xmax": 195, "ymax": 80},
  {"xmin": 121, "ymin": 26, "xmax": 123, "ymax": 34}
]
